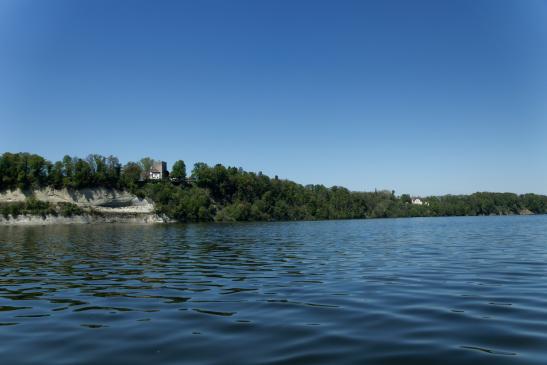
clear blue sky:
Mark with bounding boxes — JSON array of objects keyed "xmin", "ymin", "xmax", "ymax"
[{"xmin": 1, "ymin": 0, "xmax": 546, "ymax": 195}]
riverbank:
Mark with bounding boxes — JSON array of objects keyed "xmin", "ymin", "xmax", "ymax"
[
  {"xmin": 0, "ymin": 212, "xmax": 169, "ymax": 225},
  {"xmin": 0, "ymin": 207, "xmax": 538, "ymax": 226},
  {"xmin": 0, "ymin": 186, "xmax": 542, "ymax": 226}
]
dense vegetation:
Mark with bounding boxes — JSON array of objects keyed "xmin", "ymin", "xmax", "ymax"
[
  {"xmin": 1, "ymin": 152, "xmax": 546, "ymax": 222},
  {"xmin": 0, "ymin": 199, "xmax": 83, "ymax": 220}
]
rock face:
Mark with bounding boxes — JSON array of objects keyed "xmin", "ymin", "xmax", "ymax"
[
  {"xmin": 0, "ymin": 187, "xmax": 152, "ymax": 209},
  {"xmin": 0, "ymin": 188, "xmax": 170, "ymax": 225}
]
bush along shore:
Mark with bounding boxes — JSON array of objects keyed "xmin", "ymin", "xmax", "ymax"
[
  {"xmin": 0, "ymin": 198, "xmax": 83, "ymax": 220},
  {"xmin": 1, "ymin": 152, "xmax": 546, "ymax": 223}
]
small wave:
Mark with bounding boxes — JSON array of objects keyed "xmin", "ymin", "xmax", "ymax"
[
  {"xmin": 461, "ymin": 345, "xmax": 517, "ymax": 356},
  {"xmin": 193, "ymin": 308, "xmax": 235, "ymax": 317}
]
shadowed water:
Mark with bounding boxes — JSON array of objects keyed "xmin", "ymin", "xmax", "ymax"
[{"xmin": 1, "ymin": 216, "xmax": 547, "ymax": 364}]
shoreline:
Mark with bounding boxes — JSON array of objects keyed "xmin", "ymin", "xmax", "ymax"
[
  {"xmin": 0, "ymin": 212, "xmax": 172, "ymax": 226},
  {"xmin": 0, "ymin": 211, "xmax": 537, "ymax": 226}
]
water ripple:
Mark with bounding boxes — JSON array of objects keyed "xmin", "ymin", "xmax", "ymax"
[{"xmin": 0, "ymin": 216, "xmax": 546, "ymax": 364}]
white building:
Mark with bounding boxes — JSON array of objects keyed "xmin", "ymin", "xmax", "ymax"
[
  {"xmin": 149, "ymin": 161, "xmax": 168, "ymax": 180},
  {"xmin": 411, "ymin": 198, "xmax": 424, "ymax": 205}
]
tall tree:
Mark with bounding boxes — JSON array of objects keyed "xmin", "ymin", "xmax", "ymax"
[
  {"xmin": 27, "ymin": 154, "xmax": 49, "ymax": 188},
  {"xmin": 121, "ymin": 162, "xmax": 143, "ymax": 188},
  {"xmin": 106, "ymin": 155, "xmax": 121, "ymax": 186},
  {"xmin": 139, "ymin": 157, "xmax": 155, "ymax": 180},
  {"xmin": 49, "ymin": 161, "xmax": 64, "ymax": 189},
  {"xmin": 73, "ymin": 159, "xmax": 93, "ymax": 188},
  {"xmin": 62, "ymin": 155, "xmax": 74, "ymax": 187},
  {"xmin": 171, "ymin": 160, "xmax": 186, "ymax": 182}
]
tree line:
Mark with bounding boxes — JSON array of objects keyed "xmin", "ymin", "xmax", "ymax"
[{"xmin": 1, "ymin": 152, "xmax": 546, "ymax": 222}]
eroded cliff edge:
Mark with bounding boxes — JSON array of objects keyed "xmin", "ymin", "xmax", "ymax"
[{"xmin": 0, "ymin": 187, "xmax": 171, "ymax": 225}]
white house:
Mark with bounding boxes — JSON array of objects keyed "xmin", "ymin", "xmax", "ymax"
[{"xmin": 411, "ymin": 198, "xmax": 424, "ymax": 205}]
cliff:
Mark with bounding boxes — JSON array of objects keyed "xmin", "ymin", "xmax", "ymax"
[{"xmin": 0, "ymin": 187, "xmax": 171, "ymax": 225}]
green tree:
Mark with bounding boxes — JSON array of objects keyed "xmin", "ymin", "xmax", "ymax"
[
  {"xmin": 73, "ymin": 159, "xmax": 93, "ymax": 188},
  {"xmin": 62, "ymin": 155, "xmax": 74, "ymax": 187},
  {"xmin": 139, "ymin": 157, "xmax": 155, "ymax": 179},
  {"xmin": 121, "ymin": 162, "xmax": 143, "ymax": 189},
  {"xmin": 106, "ymin": 155, "xmax": 121, "ymax": 187},
  {"xmin": 171, "ymin": 160, "xmax": 186, "ymax": 182},
  {"xmin": 49, "ymin": 161, "xmax": 65, "ymax": 189}
]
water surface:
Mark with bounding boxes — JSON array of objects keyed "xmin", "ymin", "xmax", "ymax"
[{"xmin": 1, "ymin": 216, "xmax": 547, "ymax": 364}]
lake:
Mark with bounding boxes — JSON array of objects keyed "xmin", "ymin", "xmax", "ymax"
[{"xmin": 1, "ymin": 216, "xmax": 546, "ymax": 364}]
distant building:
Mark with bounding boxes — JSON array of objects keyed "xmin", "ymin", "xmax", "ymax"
[
  {"xmin": 149, "ymin": 161, "xmax": 168, "ymax": 180},
  {"xmin": 411, "ymin": 198, "xmax": 424, "ymax": 205}
]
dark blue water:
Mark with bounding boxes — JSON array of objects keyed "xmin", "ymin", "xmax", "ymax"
[{"xmin": 1, "ymin": 216, "xmax": 547, "ymax": 364}]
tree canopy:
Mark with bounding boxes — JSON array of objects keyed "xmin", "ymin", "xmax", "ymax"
[{"xmin": 170, "ymin": 160, "xmax": 186, "ymax": 182}]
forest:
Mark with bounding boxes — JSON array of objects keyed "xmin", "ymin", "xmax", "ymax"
[{"xmin": 1, "ymin": 152, "xmax": 546, "ymax": 222}]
